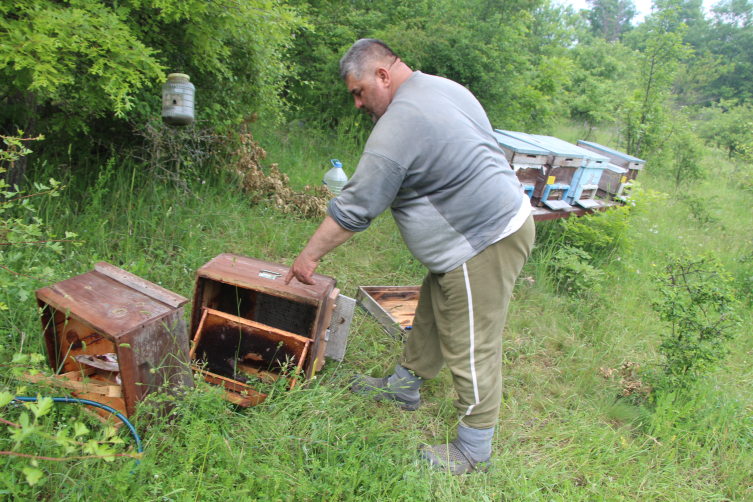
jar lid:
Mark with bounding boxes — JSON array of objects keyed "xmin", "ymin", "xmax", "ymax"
[{"xmin": 167, "ymin": 73, "xmax": 190, "ymax": 81}]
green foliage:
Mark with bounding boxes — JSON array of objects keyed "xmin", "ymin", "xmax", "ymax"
[
  {"xmin": 550, "ymin": 245, "xmax": 604, "ymax": 294},
  {"xmin": 0, "ymin": 389, "xmax": 134, "ymax": 491},
  {"xmin": 0, "ymin": 0, "xmax": 164, "ymax": 123},
  {"xmin": 286, "ymin": 0, "xmax": 572, "ymax": 131},
  {"xmin": 0, "ymin": 0, "xmax": 302, "ymax": 154},
  {"xmin": 0, "ymin": 135, "xmax": 76, "ymax": 309},
  {"xmin": 586, "ymin": 0, "xmax": 637, "ymax": 42},
  {"xmin": 558, "ymin": 203, "xmax": 633, "ymax": 259},
  {"xmin": 678, "ymin": 193, "xmax": 721, "ymax": 227},
  {"xmin": 651, "ymin": 250, "xmax": 740, "ymax": 386},
  {"xmin": 621, "ymin": 0, "xmax": 693, "ymax": 159},
  {"xmin": 668, "ymin": 123, "xmax": 707, "ymax": 186},
  {"xmin": 696, "ymin": 102, "xmax": 753, "ymax": 159},
  {"xmin": 566, "ymin": 37, "xmax": 633, "ymax": 130}
]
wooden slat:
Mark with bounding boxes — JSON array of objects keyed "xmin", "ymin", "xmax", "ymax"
[
  {"xmin": 94, "ymin": 262, "xmax": 188, "ymax": 308},
  {"xmin": 188, "ymin": 309, "xmax": 209, "ymax": 360},
  {"xmin": 192, "ymin": 366, "xmax": 267, "ymax": 406},
  {"xmin": 531, "ymin": 200, "xmax": 622, "ymax": 221},
  {"xmin": 201, "ymin": 307, "xmax": 312, "ymax": 345},
  {"xmin": 18, "ymin": 369, "xmax": 121, "ymax": 397}
]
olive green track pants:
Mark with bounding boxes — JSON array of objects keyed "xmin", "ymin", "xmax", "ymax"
[{"xmin": 399, "ymin": 214, "xmax": 535, "ymax": 429}]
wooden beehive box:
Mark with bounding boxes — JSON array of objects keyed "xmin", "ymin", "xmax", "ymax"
[
  {"xmin": 495, "ymin": 131, "xmax": 580, "ymax": 209},
  {"xmin": 577, "ymin": 141, "xmax": 645, "ymax": 182},
  {"xmin": 35, "ymin": 262, "xmax": 193, "ymax": 420},
  {"xmin": 189, "ymin": 254, "xmax": 338, "ymax": 405},
  {"xmin": 492, "ymin": 131, "xmax": 550, "ymax": 200},
  {"xmin": 596, "ymin": 163, "xmax": 630, "ymax": 200},
  {"xmin": 356, "ymin": 286, "xmax": 420, "ymax": 339}
]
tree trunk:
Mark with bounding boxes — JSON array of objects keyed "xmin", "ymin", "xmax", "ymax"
[{"xmin": 1, "ymin": 91, "xmax": 37, "ymax": 189}]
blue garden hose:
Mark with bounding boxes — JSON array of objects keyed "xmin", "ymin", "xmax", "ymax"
[{"xmin": 13, "ymin": 396, "xmax": 143, "ymax": 464}]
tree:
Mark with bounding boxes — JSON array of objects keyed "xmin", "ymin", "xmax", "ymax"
[
  {"xmin": 621, "ymin": 0, "xmax": 693, "ymax": 158},
  {"xmin": 0, "ymin": 0, "xmax": 301, "ymax": 182},
  {"xmin": 586, "ymin": 0, "xmax": 638, "ymax": 41}
]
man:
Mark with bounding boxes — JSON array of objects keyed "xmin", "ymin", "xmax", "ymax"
[{"xmin": 285, "ymin": 39, "xmax": 535, "ymax": 475}]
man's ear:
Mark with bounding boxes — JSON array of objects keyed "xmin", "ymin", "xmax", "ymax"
[{"xmin": 375, "ymin": 66, "xmax": 391, "ymax": 85}]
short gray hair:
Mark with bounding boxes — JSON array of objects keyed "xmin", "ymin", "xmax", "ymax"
[{"xmin": 339, "ymin": 39, "xmax": 398, "ymax": 80}]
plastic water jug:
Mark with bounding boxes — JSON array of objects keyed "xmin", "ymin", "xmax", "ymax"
[{"xmin": 323, "ymin": 159, "xmax": 348, "ymax": 196}]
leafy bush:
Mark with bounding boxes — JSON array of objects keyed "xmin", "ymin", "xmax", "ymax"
[
  {"xmin": 678, "ymin": 193, "xmax": 722, "ymax": 228},
  {"xmin": 550, "ymin": 245, "xmax": 604, "ymax": 295},
  {"xmin": 558, "ymin": 204, "xmax": 633, "ymax": 259},
  {"xmin": 651, "ymin": 250, "xmax": 740, "ymax": 386}
]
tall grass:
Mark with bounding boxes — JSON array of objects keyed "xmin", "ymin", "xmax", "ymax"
[{"xmin": 1, "ymin": 120, "xmax": 751, "ymax": 500}]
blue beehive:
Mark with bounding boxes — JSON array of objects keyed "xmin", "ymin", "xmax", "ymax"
[
  {"xmin": 495, "ymin": 130, "xmax": 580, "ymax": 210},
  {"xmin": 492, "ymin": 131, "xmax": 550, "ymax": 200}
]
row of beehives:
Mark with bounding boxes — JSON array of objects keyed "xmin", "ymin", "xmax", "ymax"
[
  {"xmin": 494, "ymin": 130, "xmax": 645, "ymax": 211},
  {"xmin": 27, "ymin": 254, "xmax": 354, "ymax": 423}
]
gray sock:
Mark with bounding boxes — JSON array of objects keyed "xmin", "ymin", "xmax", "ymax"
[
  {"xmin": 386, "ymin": 364, "xmax": 423, "ymax": 401},
  {"xmin": 457, "ymin": 421, "xmax": 494, "ymax": 462}
]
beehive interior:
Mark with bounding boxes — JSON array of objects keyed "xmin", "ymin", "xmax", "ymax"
[
  {"xmin": 192, "ymin": 309, "xmax": 309, "ymax": 386},
  {"xmin": 40, "ymin": 306, "xmax": 126, "ymax": 415},
  {"xmin": 199, "ymin": 279, "xmax": 318, "ymax": 339}
]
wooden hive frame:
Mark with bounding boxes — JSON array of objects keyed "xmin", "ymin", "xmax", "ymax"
[{"xmin": 190, "ymin": 308, "xmax": 311, "ymax": 406}]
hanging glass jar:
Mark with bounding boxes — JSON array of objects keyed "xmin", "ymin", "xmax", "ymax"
[{"xmin": 161, "ymin": 73, "xmax": 195, "ymax": 126}]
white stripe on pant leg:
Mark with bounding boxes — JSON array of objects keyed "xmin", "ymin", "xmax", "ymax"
[{"xmin": 462, "ymin": 263, "xmax": 480, "ymax": 415}]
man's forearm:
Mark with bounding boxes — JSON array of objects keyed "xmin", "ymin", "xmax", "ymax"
[
  {"xmin": 285, "ymin": 215, "xmax": 356, "ymax": 285},
  {"xmin": 300, "ymin": 215, "xmax": 356, "ymax": 261}
]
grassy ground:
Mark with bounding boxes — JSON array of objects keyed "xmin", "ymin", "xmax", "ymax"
[{"xmin": 1, "ymin": 121, "xmax": 751, "ymax": 500}]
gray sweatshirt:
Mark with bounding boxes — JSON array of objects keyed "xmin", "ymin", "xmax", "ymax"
[{"xmin": 328, "ymin": 72, "xmax": 525, "ymax": 274}]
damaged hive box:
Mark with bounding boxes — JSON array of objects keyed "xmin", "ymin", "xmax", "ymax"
[
  {"xmin": 189, "ymin": 254, "xmax": 355, "ymax": 406},
  {"xmin": 33, "ymin": 262, "xmax": 194, "ymax": 421}
]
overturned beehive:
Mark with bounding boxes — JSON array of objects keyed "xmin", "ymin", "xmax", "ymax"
[
  {"xmin": 34, "ymin": 262, "xmax": 193, "ymax": 421},
  {"xmin": 189, "ymin": 254, "xmax": 353, "ymax": 406}
]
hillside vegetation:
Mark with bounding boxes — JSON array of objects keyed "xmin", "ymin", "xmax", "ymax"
[{"xmin": 1, "ymin": 0, "xmax": 753, "ymax": 499}]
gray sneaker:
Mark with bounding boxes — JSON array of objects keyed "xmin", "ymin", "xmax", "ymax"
[
  {"xmin": 350, "ymin": 374, "xmax": 421, "ymax": 411},
  {"xmin": 420, "ymin": 439, "xmax": 491, "ymax": 475}
]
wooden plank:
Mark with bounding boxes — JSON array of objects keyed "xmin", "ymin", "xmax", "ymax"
[
  {"xmin": 189, "ymin": 309, "xmax": 209, "ymax": 360},
  {"xmin": 531, "ymin": 200, "xmax": 622, "ymax": 221},
  {"xmin": 94, "ymin": 262, "xmax": 188, "ymax": 308},
  {"xmin": 201, "ymin": 307, "xmax": 311, "ymax": 345},
  {"xmin": 36, "ymin": 271, "xmax": 174, "ymax": 339},
  {"xmin": 314, "ymin": 288, "xmax": 339, "ymax": 372},
  {"xmin": 192, "ymin": 366, "xmax": 267, "ymax": 406},
  {"xmin": 356, "ymin": 287, "xmax": 419, "ymax": 339}
]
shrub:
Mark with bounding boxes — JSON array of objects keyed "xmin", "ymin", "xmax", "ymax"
[
  {"xmin": 550, "ymin": 245, "xmax": 604, "ymax": 295},
  {"xmin": 651, "ymin": 250, "xmax": 740, "ymax": 386}
]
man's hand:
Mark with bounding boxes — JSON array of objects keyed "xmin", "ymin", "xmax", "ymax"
[
  {"xmin": 285, "ymin": 251, "xmax": 319, "ymax": 285},
  {"xmin": 284, "ymin": 215, "xmax": 356, "ymax": 286}
]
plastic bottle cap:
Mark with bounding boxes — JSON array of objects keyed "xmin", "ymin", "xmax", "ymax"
[{"xmin": 331, "ymin": 159, "xmax": 342, "ymax": 168}]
